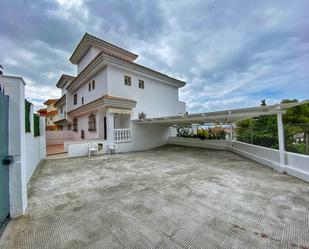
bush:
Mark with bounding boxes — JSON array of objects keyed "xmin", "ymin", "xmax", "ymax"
[{"xmin": 176, "ymin": 127, "xmax": 193, "ymax": 137}]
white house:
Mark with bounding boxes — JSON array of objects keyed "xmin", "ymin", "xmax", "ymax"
[{"xmin": 53, "ymin": 33, "xmax": 186, "ymax": 155}]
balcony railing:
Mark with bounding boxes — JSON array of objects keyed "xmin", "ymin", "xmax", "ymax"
[{"xmin": 113, "ymin": 129, "xmax": 131, "ymax": 143}]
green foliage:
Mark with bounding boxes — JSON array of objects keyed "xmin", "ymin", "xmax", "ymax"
[
  {"xmin": 176, "ymin": 127, "xmax": 192, "ymax": 137},
  {"xmin": 33, "ymin": 114, "xmax": 40, "ymax": 137},
  {"xmin": 197, "ymin": 128, "xmax": 208, "ymax": 139},
  {"xmin": 25, "ymin": 100, "xmax": 31, "ymax": 132},
  {"xmin": 236, "ymin": 99, "xmax": 309, "ymax": 155}
]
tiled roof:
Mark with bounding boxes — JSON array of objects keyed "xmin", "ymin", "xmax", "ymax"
[
  {"xmin": 46, "ymin": 110, "xmax": 58, "ymax": 116},
  {"xmin": 44, "ymin": 99, "xmax": 58, "ymax": 105},
  {"xmin": 67, "ymin": 95, "xmax": 136, "ymax": 115},
  {"xmin": 66, "ymin": 50, "xmax": 186, "ymax": 91},
  {"xmin": 56, "ymin": 74, "xmax": 75, "ymax": 88},
  {"xmin": 102, "ymin": 95, "xmax": 136, "ymax": 103},
  {"xmin": 54, "ymin": 94, "xmax": 66, "ymax": 107},
  {"xmin": 70, "ymin": 33, "xmax": 138, "ymax": 64}
]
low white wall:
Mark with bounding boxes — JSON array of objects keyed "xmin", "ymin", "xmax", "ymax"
[
  {"xmin": 168, "ymin": 137, "xmax": 230, "ymax": 150},
  {"xmin": 65, "ymin": 123, "xmax": 169, "ymax": 157},
  {"xmin": 285, "ymin": 151, "xmax": 309, "ymax": 182},
  {"xmin": 67, "ymin": 140, "xmax": 105, "ymax": 157},
  {"xmin": 46, "ymin": 130, "xmax": 73, "ymax": 145},
  {"xmin": 231, "ymin": 141, "xmax": 284, "ymax": 173},
  {"xmin": 167, "ymin": 137, "xmax": 309, "ymax": 183}
]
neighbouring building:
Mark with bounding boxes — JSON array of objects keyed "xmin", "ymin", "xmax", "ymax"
[
  {"xmin": 52, "ymin": 33, "xmax": 186, "ymax": 156},
  {"xmin": 37, "ymin": 108, "xmax": 47, "ymax": 117},
  {"xmin": 43, "ymin": 99, "xmax": 60, "ymax": 130}
]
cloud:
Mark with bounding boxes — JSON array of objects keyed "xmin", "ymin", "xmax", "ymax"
[{"xmin": 0, "ymin": 0, "xmax": 308, "ymax": 111}]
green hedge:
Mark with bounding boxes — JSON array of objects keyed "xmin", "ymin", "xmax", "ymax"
[
  {"xmin": 33, "ymin": 114, "xmax": 40, "ymax": 137},
  {"xmin": 25, "ymin": 100, "xmax": 31, "ymax": 132}
]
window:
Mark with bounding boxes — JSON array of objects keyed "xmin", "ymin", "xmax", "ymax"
[
  {"xmin": 60, "ymin": 107, "xmax": 63, "ymax": 114},
  {"xmin": 50, "ymin": 117, "xmax": 53, "ymax": 121},
  {"xmin": 88, "ymin": 83, "xmax": 91, "ymax": 91},
  {"xmin": 73, "ymin": 93, "xmax": 78, "ymax": 105},
  {"xmin": 81, "ymin": 97, "xmax": 84, "ymax": 105},
  {"xmin": 92, "ymin": 80, "xmax": 95, "ymax": 90},
  {"xmin": 124, "ymin": 75, "xmax": 131, "ymax": 86},
  {"xmin": 138, "ymin": 80, "xmax": 144, "ymax": 89},
  {"xmin": 73, "ymin": 118, "xmax": 78, "ymax": 132},
  {"xmin": 88, "ymin": 113, "xmax": 96, "ymax": 131}
]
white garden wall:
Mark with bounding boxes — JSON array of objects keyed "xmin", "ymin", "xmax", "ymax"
[
  {"xmin": 46, "ymin": 130, "xmax": 73, "ymax": 145},
  {"xmin": 167, "ymin": 137, "xmax": 309, "ymax": 183},
  {"xmin": 1, "ymin": 75, "xmax": 46, "ymax": 217},
  {"xmin": 25, "ymin": 105, "xmax": 46, "ymax": 182},
  {"xmin": 168, "ymin": 137, "xmax": 230, "ymax": 150}
]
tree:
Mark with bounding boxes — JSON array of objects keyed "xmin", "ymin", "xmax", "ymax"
[{"xmin": 236, "ymin": 99, "xmax": 309, "ymax": 155}]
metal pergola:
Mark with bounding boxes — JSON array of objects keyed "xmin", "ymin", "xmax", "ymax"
[{"xmin": 135, "ymin": 100, "xmax": 309, "ymax": 170}]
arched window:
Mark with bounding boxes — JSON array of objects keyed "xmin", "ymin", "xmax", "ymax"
[
  {"xmin": 73, "ymin": 118, "xmax": 78, "ymax": 132},
  {"xmin": 88, "ymin": 113, "xmax": 96, "ymax": 131}
]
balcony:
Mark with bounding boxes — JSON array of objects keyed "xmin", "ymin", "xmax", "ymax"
[{"xmin": 113, "ymin": 128, "xmax": 131, "ymax": 143}]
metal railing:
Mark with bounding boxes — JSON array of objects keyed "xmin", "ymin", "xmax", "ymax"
[{"xmin": 113, "ymin": 129, "xmax": 131, "ymax": 143}]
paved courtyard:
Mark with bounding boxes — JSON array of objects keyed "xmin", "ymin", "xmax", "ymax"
[{"xmin": 1, "ymin": 145, "xmax": 309, "ymax": 249}]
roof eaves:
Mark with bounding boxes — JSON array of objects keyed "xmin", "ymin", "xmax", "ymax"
[{"xmin": 69, "ymin": 33, "xmax": 138, "ymax": 64}]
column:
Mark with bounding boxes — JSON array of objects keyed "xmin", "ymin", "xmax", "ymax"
[
  {"xmin": 277, "ymin": 112, "xmax": 285, "ymax": 171},
  {"xmin": 106, "ymin": 111, "xmax": 115, "ymax": 144}
]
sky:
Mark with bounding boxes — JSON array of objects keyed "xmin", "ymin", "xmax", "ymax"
[{"xmin": 0, "ymin": 0, "xmax": 308, "ymax": 112}]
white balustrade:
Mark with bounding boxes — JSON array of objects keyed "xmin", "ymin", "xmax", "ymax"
[{"xmin": 113, "ymin": 129, "xmax": 131, "ymax": 143}]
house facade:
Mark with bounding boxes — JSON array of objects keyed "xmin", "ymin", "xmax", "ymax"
[
  {"xmin": 43, "ymin": 99, "xmax": 61, "ymax": 130},
  {"xmin": 54, "ymin": 33, "xmax": 186, "ymax": 154}
]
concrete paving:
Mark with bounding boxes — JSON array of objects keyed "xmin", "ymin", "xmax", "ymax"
[{"xmin": 1, "ymin": 145, "xmax": 309, "ymax": 249}]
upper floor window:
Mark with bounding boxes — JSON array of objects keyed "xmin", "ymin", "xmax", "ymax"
[
  {"xmin": 73, "ymin": 118, "xmax": 78, "ymax": 132},
  {"xmin": 73, "ymin": 93, "xmax": 78, "ymax": 105},
  {"xmin": 88, "ymin": 83, "xmax": 91, "ymax": 92},
  {"xmin": 88, "ymin": 113, "xmax": 96, "ymax": 131},
  {"xmin": 92, "ymin": 80, "xmax": 95, "ymax": 90},
  {"xmin": 124, "ymin": 75, "xmax": 131, "ymax": 86},
  {"xmin": 138, "ymin": 80, "xmax": 144, "ymax": 89},
  {"xmin": 81, "ymin": 97, "xmax": 84, "ymax": 105},
  {"xmin": 60, "ymin": 107, "xmax": 63, "ymax": 114}
]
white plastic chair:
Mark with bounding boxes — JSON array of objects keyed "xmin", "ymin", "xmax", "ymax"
[
  {"xmin": 108, "ymin": 143, "xmax": 117, "ymax": 155},
  {"xmin": 88, "ymin": 143, "xmax": 98, "ymax": 158}
]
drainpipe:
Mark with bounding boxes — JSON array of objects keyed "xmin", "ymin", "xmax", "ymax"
[{"xmin": 277, "ymin": 111, "xmax": 286, "ymax": 173}]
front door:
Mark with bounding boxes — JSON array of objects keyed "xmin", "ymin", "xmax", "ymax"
[{"xmin": 0, "ymin": 92, "xmax": 9, "ymax": 230}]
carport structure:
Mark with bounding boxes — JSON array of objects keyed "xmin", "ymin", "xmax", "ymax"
[{"xmin": 136, "ymin": 100, "xmax": 309, "ymax": 182}]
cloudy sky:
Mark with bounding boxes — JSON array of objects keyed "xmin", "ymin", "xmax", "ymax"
[{"xmin": 0, "ymin": 0, "xmax": 308, "ymax": 112}]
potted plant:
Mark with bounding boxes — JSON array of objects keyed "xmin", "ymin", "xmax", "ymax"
[{"xmin": 138, "ymin": 112, "xmax": 146, "ymax": 120}]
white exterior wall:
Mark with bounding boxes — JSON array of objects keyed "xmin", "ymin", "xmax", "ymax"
[
  {"xmin": 116, "ymin": 123, "xmax": 170, "ymax": 152},
  {"xmin": 25, "ymin": 105, "xmax": 46, "ymax": 182},
  {"xmin": 67, "ymin": 68, "xmax": 107, "ymax": 113},
  {"xmin": 77, "ymin": 46, "xmax": 100, "ymax": 74},
  {"xmin": 2, "ymin": 76, "xmax": 27, "ymax": 217},
  {"xmin": 1, "ymin": 75, "xmax": 46, "ymax": 217},
  {"xmin": 72, "ymin": 110, "xmax": 105, "ymax": 141},
  {"xmin": 107, "ymin": 65, "xmax": 186, "ymax": 119},
  {"xmin": 114, "ymin": 114, "xmax": 130, "ymax": 129}
]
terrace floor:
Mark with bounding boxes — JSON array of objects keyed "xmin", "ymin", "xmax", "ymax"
[{"xmin": 1, "ymin": 145, "xmax": 309, "ymax": 249}]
